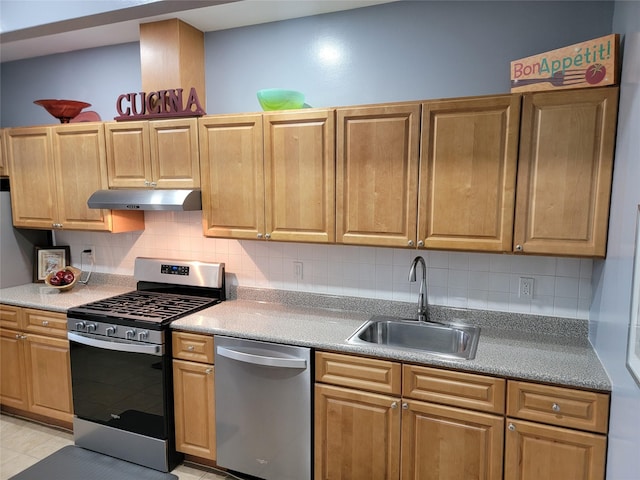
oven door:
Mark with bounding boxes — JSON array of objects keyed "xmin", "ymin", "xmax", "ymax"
[{"xmin": 68, "ymin": 331, "xmax": 170, "ymax": 440}]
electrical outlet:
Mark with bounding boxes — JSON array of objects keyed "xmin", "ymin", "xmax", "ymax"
[
  {"xmin": 519, "ymin": 277, "xmax": 534, "ymax": 298},
  {"xmin": 294, "ymin": 261, "xmax": 303, "ymax": 280}
]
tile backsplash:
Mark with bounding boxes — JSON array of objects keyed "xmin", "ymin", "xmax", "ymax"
[{"xmin": 55, "ymin": 211, "xmax": 592, "ymax": 319}]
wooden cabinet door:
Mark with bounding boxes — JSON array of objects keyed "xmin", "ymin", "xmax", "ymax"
[
  {"xmin": 419, "ymin": 95, "xmax": 520, "ymax": 252},
  {"xmin": 504, "ymin": 419, "xmax": 606, "ymax": 480},
  {"xmin": 173, "ymin": 359, "xmax": 216, "ymax": 460},
  {"xmin": 23, "ymin": 333, "xmax": 73, "ymax": 423},
  {"xmin": 401, "ymin": 400, "xmax": 504, "ymax": 480},
  {"xmin": 6, "ymin": 126, "xmax": 58, "ymax": 229},
  {"xmin": 150, "ymin": 118, "xmax": 200, "ymax": 188},
  {"xmin": 105, "ymin": 121, "xmax": 151, "ymax": 188},
  {"xmin": 52, "ymin": 123, "xmax": 112, "ymax": 231},
  {"xmin": 514, "ymin": 87, "xmax": 618, "ymax": 257},
  {"xmin": 336, "ymin": 104, "xmax": 421, "ymax": 247},
  {"xmin": 0, "ymin": 328, "xmax": 28, "ymax": 411},
  {"xmin": 315, "ymin": 383, "xmax": 401, "ymax": 480},
  {"xmin": 200, "ymin": 114, "xmax": 265, "ymax": 239},
  {"xmin": 264, "ymin": 109, "xmax": 335, "ymax": 243}
]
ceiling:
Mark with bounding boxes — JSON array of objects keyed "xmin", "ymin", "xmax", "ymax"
[{"xmin": 0, "ymin": 0, "xmax": 398, "ymax": 63}]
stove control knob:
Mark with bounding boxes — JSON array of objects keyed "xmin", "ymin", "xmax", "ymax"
[
  {"xmin": 86, "ymin": 323, "xmax": 97, "ymax": 332},
  {"xmin": 106, "ymin": 326, "xmax": 117, "ymax": 336},
  {"xmin": 138, "ymin": 330, "xmax": 149, "ymax": 341},
  {"xmin": 125, "ymin": 329, "xmax": 136, "ymax": 340},
  {"xmin": 75, "ymin": 321, "xmax": 86, "ymax": 331}
]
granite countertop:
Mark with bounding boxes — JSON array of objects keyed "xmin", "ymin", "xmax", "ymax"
[{"xmin": 0, "ymin": 279, "xmax": 611, "ymax": 392}]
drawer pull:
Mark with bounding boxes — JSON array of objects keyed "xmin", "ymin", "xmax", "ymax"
[
  {"xmin": 508, "ymin": 423, "xmax": 516, "ymax": 431},
  {"xmin": 187, "ymin": 345, "xmax": 195, "ymax": 351},
  {"xmin": 552, "ymin": 403, "xmax": 561, "ymax": 412},
  {"xmin": 42, "ymin": 320, "xmax": 49, "ymax": 326}
]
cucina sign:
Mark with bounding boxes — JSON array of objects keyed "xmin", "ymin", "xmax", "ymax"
[{"xmin": 114, "ymin": 87, "xmax": 205, "ymax": 121}]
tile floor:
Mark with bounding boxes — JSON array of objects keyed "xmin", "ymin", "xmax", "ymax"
[{"xmin": 0, "ymin": 414, "xmax": 234, "ymax": 480}]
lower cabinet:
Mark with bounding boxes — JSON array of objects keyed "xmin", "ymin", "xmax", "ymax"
[
  {"xmin": 0, "ymin": 304, "xmax": 73, "ymax": 426},
  {"xmin": 504, "ymin": 380, "xmax": 609, "ymax": 480},
  {"xmin": 315, "ymin": 352, "xmax": 505, "ymax": 480},
  {"xmin": 315, "ymin": 351, "xmax": 610, "ymax": 480},
  {"xmin": 172, "ymin": 331, "xmax": 216, "ymax": 460}
]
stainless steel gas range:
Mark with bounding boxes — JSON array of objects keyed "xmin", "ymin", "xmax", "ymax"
[{"xmin": 66, "ymin": 257, "xmax": 225, "ymax": 472}]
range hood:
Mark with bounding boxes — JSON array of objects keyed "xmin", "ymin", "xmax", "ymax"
[{"xmin": 87, "ymin": 189, "xmax": 202, "ymax": 211}]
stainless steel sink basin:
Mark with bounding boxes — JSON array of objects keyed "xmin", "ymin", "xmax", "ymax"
[{"xmin": 347, "ymin": 316, "xmax": 480, "ymax": 360}]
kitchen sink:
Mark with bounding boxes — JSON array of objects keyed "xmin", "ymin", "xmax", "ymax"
[{"xmin": 347, "ymin": 316, "xmax": 480, "ymax": 360}]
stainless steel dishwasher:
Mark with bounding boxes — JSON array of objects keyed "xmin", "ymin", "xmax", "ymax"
[{"xmin": 214, "ymin": 335, "xmax": 311, "ymax": 480}]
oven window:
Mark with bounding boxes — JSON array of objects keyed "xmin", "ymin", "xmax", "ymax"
[{"xmin": 69, "ymin": 342, "xmax": 169, "ymax": 439}]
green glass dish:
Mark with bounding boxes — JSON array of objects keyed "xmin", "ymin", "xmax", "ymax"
[{"xmin": 257, "ymin": 89, "xmax": 305, "ymax": 111}]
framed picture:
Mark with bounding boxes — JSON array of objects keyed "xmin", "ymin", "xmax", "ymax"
[
  {"xmin": 627, "ymin": 205, "xmax": 640, "ymax": 387},
  {"xmin": 34, "ymin": 246, "xmax": 71, "ymax": 283}
]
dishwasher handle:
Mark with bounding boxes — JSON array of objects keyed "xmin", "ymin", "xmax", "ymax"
[{"xmin": 217, "ymin": 346, "xmax": 307, "ymax": 369}]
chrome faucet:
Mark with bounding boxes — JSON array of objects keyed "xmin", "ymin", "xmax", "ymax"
[{"xmin": 408, "ymin": 256, "xmax": 428, "ymax": 322}]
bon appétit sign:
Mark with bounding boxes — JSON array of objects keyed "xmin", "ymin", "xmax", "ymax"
[{"xmin": 511, "ymin": 34, "xmax": 619, "ymax": 93}]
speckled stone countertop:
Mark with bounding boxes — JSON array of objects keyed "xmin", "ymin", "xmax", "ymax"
[
  {"xmin": 173, "ymin": 286, "xmax": 611, "ymax": 392},
  {"xmin": 0, "ymin": 280, "xmax": 610, "ymax": 391}
]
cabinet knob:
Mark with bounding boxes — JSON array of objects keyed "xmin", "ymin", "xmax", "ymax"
[
  {"xmin": 150, "ymin": 182, "xmax": 157, "ymax": 188},
  {"xmin": 417, "ymin": 240, "xmax": 424, "ymax": 247},
  {"xmin": 205, "ymin": 368, "xmax": 213, "ymax": 375},
  {"xmin": 52, "ymin": 223, "xmax": 63, "ymax": 228},
  {"xmin": 552, "ymin": 403, "xmax": 561, "ymax": 412},
  {"xmin": 144, "ymin": 180, "xmax": 150, "ymax": 187},
  {"xmin": 265, "ymin": 233, "xmax": 271, "ymax": 240},
  {"xmin": 257, "ymin": 233, "xmax": 263, "ymax": 239},
  {"xmin": 408, "ymin": 240, "xmax": 415, "ymax": 247},
  {"xmin": 402, "ymin": 402, "xmax": 409, "ymax": 410},
  {"xmin": 508, "ymin": 423, "xmax": 516, "ymax": 431},
  {"xmin": 41, "ymin": 320, "xmax": 49, "ymax": 326},
  {"xmin": 187, "ymin": 345, "xmax": 195, "ymax": 351},
  {"xmin": 515, "ymin": 244, "xmax": 523, "ymax": 252},
  {"xmin": 391, "ymin": 402, "xmax": 398, "ymax": 409}
]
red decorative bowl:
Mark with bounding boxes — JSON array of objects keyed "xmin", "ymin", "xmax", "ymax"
[{"xmin": 34, "ymin": 99, "xmax": 91, "ymax": 123}]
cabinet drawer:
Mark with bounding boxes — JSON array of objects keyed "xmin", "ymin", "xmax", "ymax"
[
  {"xmin": 507, "ymin": 380, "xmax": 609, "ymax": 433},
  {"xmin": 315, "ymin": 351, "xmax": 401, "ymax": 395},
  {"xmin": 23, "ymin": 309, "xmax": 67, "ymax": 338},
  {"xmin": 0, "ymin": 304, "xmax": 23, "ymax": 330},
  {"xmin": 403, "ymin": 364, "xmax": 505, "ymax": 414},
  {"xmin": 173, "ymin": 331, "xmax": 214, "ymax": 364}
]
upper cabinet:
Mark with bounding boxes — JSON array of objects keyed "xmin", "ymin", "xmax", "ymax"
[
  {"xmin": 200, "ymin": 109, "xmax": 335, "ymax": 243},
  {"xmin": 7, "ymin": 123, "xmax": 144, "ymax": 232},
  {"xmin": 0, "ymin": 129, "xmax": 7, "ymax": 177},
  {"xmin": 336, "ymin": 103, "xmax": 421, "ymax": 248},
  {"xmin": 419, "ymin": 95, "xmax": 521, "ymax": 252},
  {"xmin": 514, "ymin": 87, "xmax": 619, "ymax": 257},
  {"xmin": 105, "ymin": 118, "xmax": 200, "ymax": 189}
]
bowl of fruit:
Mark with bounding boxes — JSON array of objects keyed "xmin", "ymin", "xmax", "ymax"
[{"xmin": 45, "ymin": 266, "xmax": 81, "ymax": 291}]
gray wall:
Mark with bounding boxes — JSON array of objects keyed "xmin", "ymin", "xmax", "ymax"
[
  {"xmin": 1, "ymin": 1, "xmax": 613, "ymax": 127},
  {"xmin": 591, "ymin": 2, "xmax": 640, "ymax": 479}
]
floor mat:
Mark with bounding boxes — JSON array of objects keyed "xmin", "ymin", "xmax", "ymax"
[{"xmin": 9, "ymin": 445, "xmax": 178, "ymax": 480}]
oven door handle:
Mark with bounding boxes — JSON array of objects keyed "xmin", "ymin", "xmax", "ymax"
[{"xmin": 68, "ymin": 332, "xmax": 163, "ymax": 356}]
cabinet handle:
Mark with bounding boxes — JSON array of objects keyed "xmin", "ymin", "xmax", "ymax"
[
  {"xmin": 150, "ymin": 182, "xmax": 157, "ymax": 188},
  {"xmin": 508, "ymin": 423, "xmax": 516, "ymax": 431},
  {"xmin": 41, "ymin": 320, "xmax": 49, "ymax": 326},
  {"xmin": 265, "ymin": 233, "xmax": 271, "ymax": 240},
  {"xmin": 205, "ymin": 368, "xmax": 213, "ymax": 375},
  {"xmin": 515, "ymin": 244, "xmax": 523, "ymax": 252},
  {"xmin": 187, "ymin": 345, "xmax": 195, "ymax": 351},
  {"xmin": 417, "ymin": 240, "xmax": 424, "ymax": 247},
  {"xmin": 257, "ymin": 233, "xmax": 263, "ymax": 239},
  {"xmin": 144, "ymin": 180, "xmax": 150, "ymax": 187},
  {"xmin": 408, "ymin": 240, "xmax": 415, "ymax": 247},
  {"xmin": 402, "ymin": 402, "xmax": 409, "ymax": 410},
  {"xmin": 552, "ymin": 403, "xmax": 561, "ymax": 412},
  {"xmin": 391, "ymin": 402, "xmax": 398, "ymax": 409},
  {"xmin": 15, "ymin": 333, "xmax": 21, "ymax": 339}
]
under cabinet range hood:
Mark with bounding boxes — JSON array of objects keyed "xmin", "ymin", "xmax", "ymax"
[{"xmin": 87, "ymin": 189, "xmax": 202, "ymax": 211}]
